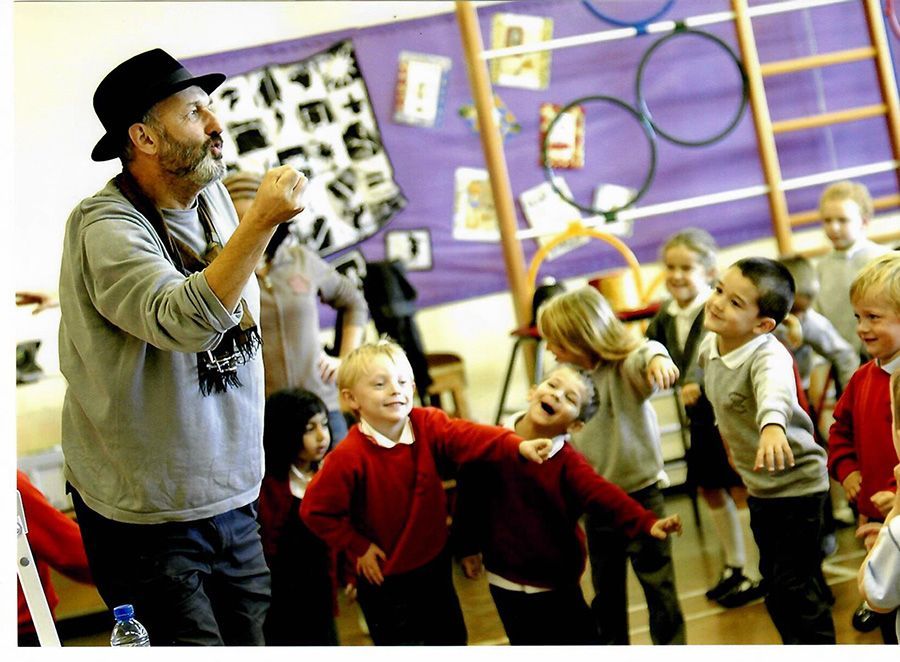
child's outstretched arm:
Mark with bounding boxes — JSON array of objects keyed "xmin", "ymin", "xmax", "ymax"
[
  {"xmin": 649, "ymin": 514, "xmax": 683, "ymax": 540},
  {"xmin": 755, "ymin": 424, "xmax": 795, "ymax": 472},
  {"xmin": 519, "ymin": 438, "xmax": 553, "ymax": 463},
  {"xmin": 647, "ymin": 354, "xmax": 679, "ymax": 390}
]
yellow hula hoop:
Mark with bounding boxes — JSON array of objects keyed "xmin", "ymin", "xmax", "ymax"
[{"xmin": 526, "ymin": 222, "xmax": 651, "ymax": 304}]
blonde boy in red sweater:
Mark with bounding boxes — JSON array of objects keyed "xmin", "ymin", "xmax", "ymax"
[{"xmin": 300, "ymin": 339, "xmax": 552, "ymax": 645}]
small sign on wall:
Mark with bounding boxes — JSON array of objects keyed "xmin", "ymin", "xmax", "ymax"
[
  {"xmin": 452, "ymin": 167, "xmax": 500, "ymax": 241},
  {"xmin": 539, "ymin": 103, "xmax": 584, "ymax": 169},
  {"xmin": 385, "ymin": 229, "xmax": 433, "ymax": 271},
  {"xmin": 394, "ymin": 52, "xmax": 452, "ymax": 128},
  {"xmin": 490, "ymin": 13, "xmax": 553, "ymax": 90}
]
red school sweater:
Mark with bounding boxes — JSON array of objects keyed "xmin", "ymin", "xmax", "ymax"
[
  {"xmin": 453, "ymin": 444, "xmax": 658, "ymax": 589},
  {"xmin": 299, "ymin": 407, "xmax": 523, "ymax": 577},
  {"xmin": 828, "ymin": 361, "xmax": 898, "ymax": 521}
]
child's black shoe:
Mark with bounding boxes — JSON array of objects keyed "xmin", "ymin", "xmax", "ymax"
[
  {"xmin": 704, "ymin": 566, "xmax": 745, "ymax": 601},
  {"xmin": 716, "ymin": 578, "xmax": 767, "ymax": 608}
]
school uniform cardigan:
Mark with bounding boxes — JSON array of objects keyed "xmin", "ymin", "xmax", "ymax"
[
  {"xmin": 828, "ymin": 360, "xmax": 899, "ymax": 521},
  {"xmin": 453, "ymin": 433, "xmax": 658, "ymax": 590},
  {"xmin": 300, "ymin": 407, "xmax": 524, "ymax": 577}
]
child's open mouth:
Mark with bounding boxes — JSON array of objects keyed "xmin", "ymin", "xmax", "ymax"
[{"xmin": 541, "ymin": 402, "xmax": 555, "ymax": 415}]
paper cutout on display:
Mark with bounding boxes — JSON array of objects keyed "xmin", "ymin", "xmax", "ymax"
[
  {"xmin": 519, "ymin": 178, "xmax": 589, "ymax": 261},
  {"xmin": 394, "ymin": 52, "xmax": 452, "ymax": 128},
  {"xmin": 539, "ymin": 103, "xmax": 584, "ymax": 169},
  {"xmin": 453, "ymin": 167, "xmax": 500, "ymax": 241},
  {"xmin": 385, "ymin": 229, "xmax": 433, "ymax": 271},
  {"xmin": 458, "ymin": 94, "xmax": 521, "ymax": 139},
  {"xmin": 490, "ymin": 13, "xmax": 553, "ymax": 90},
  {"xmin": 211, "ymin": 40, "xmax": 406, "ymax": 257},
  {"xmin": 589, "ymin": 184, "xmax": 636, "ymax": 237}
]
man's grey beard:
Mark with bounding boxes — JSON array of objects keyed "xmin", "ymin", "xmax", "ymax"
[{"xmin": 153, "ymin": 123, "xmax": 225, "ymax": 188}]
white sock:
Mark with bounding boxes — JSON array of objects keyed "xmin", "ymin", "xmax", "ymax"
[
  {"xmin": 708, "ymin": 496, "xmax": 744, "ymax": 570},
  {"xmin": 737, "ymin": 506, "xmax": 761, "ymax": 581}
]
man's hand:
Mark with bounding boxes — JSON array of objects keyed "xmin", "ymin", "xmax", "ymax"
[
  {"xmin": 344, "ymin": 583, "xmax": 358, "ymax": 603},
  {"xmin": 16, "ymin": 291, "xmax": 59, "ymax": 314},
  {"xmin": 519, "ymin": 438, "xmax": 552, "ymax": 464},
  {"xmin": 754, "ymin": 424, "xmax": 795, "ymax": 472},
  {"xmin": 317, "ymin": 352, "xmax": 341, "ymax": 384},
  {"xmin": 680, "ymin": 382, "xmax": 701, "ymax": 407},
  {"xmin": 649, "ymin": 514, "xmax": 683, "ymax": 540},
  {"xmin": 356, "ymin": 543, "xmax": 387, "ymax": 586},
  {"xmin": 781, "ymin": 314, "xmax": 803, "ymax": 349},
  {"xmin": 842, "ymin": 470, "xmax": 862, "ymax": 502},
  {"xmin": 247, "ymin": 165, "xmax": 307, "ymax": 229},
  {"xmin": 647, "ymin": 355, "xmax": 679, "ymax": 390},
  {"xmin": 870, "ymin": 490, "xmax": 896, "ymax": 518},
  {"xmin": 460, "ymin": 554, "xmax": 483, "ymax": 580}
]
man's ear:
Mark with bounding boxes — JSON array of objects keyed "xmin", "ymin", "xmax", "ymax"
[
  {"xmin": 127, "ymin": 122, "xmax": 157, "ymax": 156},
  {"xmin": 754, "ymin": 316, "xmax": 777, "ymax": 335},
  {"xmin": 567, "ymin": 420, "xmax": 585, "ymax": 434}
]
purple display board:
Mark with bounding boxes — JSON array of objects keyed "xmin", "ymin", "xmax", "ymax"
[{"xmin": 185, "ymin": 0, "xmax": 899, "ymax": 326}]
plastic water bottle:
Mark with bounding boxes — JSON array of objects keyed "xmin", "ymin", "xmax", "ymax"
[{"xmin": 110, "ymin": 604, "xmax": 150, "ymax": 647}]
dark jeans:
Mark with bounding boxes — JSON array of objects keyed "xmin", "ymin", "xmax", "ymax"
[
  {"xmin": 489, "ymin": 583, "xmax": 600, "ymax": 645},
  {"xmin": 356, "ymin": 547, "xmax": 467, "ymax": 645},
  {"xmin": 70, "ymin": 486, "xmax": 271, "ymax": 646},
  {"xmin": 585, "ymin": 483, "xmax": 685, "ymax": 645},
  {"xmin": 748, "ymin": 491, "xmax": 835, "ymax": 644}
]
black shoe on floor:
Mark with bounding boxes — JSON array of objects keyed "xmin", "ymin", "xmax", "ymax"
[
  {"xmin": 705, "ymin": 567, "xmax": 746, "ymax": 602},
  {"xmin": 852, "ymin": 602, "xmax": 881, "ymax": 632},
  {"xmin": 716, "ymin": 578, "xmax": 767, "ymax": 608}
]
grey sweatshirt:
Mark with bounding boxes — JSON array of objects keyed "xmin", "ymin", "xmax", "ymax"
[
  {"xmin": 698, "ymin": 333, "xmax": 829, "ymax": 498},
  {"xmin": 814, "ymin": 238, "xmax": 889, "ymax": 353},
  {"xmin": 58, "ymin": 179, "xmax": 264, "ymax": 524},
  {"xmin": 570, "ymin": 340, "xmax": 669, "ymax": 494}
]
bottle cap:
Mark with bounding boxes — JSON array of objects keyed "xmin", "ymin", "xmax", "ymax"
[{"xmin": 113, "ymin": 604, "xmax": 135, "ymax": 620}]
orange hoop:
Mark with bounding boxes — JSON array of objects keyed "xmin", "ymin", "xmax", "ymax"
[{"xmin": 526, "ymin": 222, "xmax": 651, "ymax": 303}]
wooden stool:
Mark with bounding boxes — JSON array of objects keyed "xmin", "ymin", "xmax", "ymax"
[{"xmin": 426, "ymin": 353, "xmax": 470, "ymax": 420}]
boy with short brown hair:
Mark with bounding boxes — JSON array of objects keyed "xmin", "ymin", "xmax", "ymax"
[
  {"xmin": 299, "ymin": 338, "xmax": 552, "ymax": 645},
  {"xmin": 699, "ymin": 257, "xmax": 835, "ymax": 644}
]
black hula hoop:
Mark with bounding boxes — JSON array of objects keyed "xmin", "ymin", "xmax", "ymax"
[
  {"xmin": 636, "ymin": 28, "xmax": 749, "ymax": 147},
  {"xmin": 581, "ymin": 0, "xmax": 676, "ymax": 30},
  {"xmin": 542, "ymin": 95, "xmax": 657, "ymax": 218}
]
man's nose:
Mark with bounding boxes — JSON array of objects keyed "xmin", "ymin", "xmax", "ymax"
[{"xmin": 205, "ymin": 109, "xmax": 224, "ymax": 135}]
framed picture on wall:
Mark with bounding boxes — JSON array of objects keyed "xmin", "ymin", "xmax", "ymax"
[
  {"xmin": 490, "ymin": 13, "xmax": 553, "ymax": 90},
  {"xmin": 394, "ymin": 52, "xmax": 452, "ymax": 128},
  {"xmin": 385, "ymin": 229, "xmax": 433, "ymax": 271}
]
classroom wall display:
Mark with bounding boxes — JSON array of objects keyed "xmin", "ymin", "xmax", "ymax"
[
  {"xmin": 210, "ymin": 39, "xmax": 407, "ymax": 257},
  {"xmin": 519, "ymin": 178, "xmax": 588, "ymax": 261},
  {"xmin": 490, "ymin": 13, "xmax": 554, "ymax": 90},
  {"xmin": 385, "ymin": 229, "xmax": 433, "ymax": 271},
  {"xmin": 539, "ymin": 102, "xmax": 585, "ymax": 168},
  {"xmin": 185, "ymin": 0, "xmax": 899, "ymax": 327},
  {"xmin": 394, "ymin": 52, "xmax": 452, "ymax": 128},
  {"xmin": 453, "ymin": 167, "xmax": 499, "ymax": 241}
]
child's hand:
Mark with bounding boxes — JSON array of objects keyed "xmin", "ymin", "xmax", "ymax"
[
  {"xmin": 649, "ymin": 514, "xmax": 683, "ymax": 540},
  {"xmin": 842, "ymin": 470, "xmax": 862, "ymax": 502},
  {"xmin": 460, "ymin": 554, "xmax": 483, "ymax": 579},
  {"xmin": 680, "ymin": 383, "xmax": 701, "ymax": 407},
  {"xmin": 870, "ymin": 490, "xmax": 896, "ymax": 517},
  {"xmin": 647, "ymin": 356, "xmax": 679, "ymax": 390},
  {"xmin": 344, "ymin": 583, "xmax": 358, "ymax": 603},
  {"xmin": 855, "ymin": 521, "xmax": 883, "ymax": 552},
  {"xmin": 519, "ymin": 438, "xmax": 552, "ymax": 464},
  {"xmin": 317, "ymin": 352, "xmax": 341, "ymax": 384},
  {"xmin": 754, "ymin": 424, "xmax": 795, "ymax": 472},
  {"xmin": 356, "ymin": 543, "xmax": 387, "ymax": 586}
]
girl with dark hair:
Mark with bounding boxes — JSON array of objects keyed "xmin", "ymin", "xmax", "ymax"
[{"xmin": 258, "ymin": 388, "xmax": 344, "ymax": 645}]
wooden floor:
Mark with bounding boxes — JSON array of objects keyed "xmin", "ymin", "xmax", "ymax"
[{"xmin": 57, "ymin": 492, "xmax": 891, "ymax": 648}]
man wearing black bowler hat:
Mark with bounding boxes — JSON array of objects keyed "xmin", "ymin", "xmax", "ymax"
[{"xmin": 58, "ymin": 48, "xmax": 307, "ymax": 645}]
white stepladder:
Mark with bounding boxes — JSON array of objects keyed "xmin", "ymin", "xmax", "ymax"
[{"xmin": 16, "ymin": 490, "xmax": 62, "ymax": 647}]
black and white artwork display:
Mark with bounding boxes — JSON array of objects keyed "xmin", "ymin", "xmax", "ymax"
[
  {"xmin": 213, "ymin": 40, "xmax": 407, "ymax": 256},
  {"xmin": 331, "ymin": 249, "xmax": 368, "ymax": 290},
  {"xmin": 385, "ymin": 229, "xmax": 433, "ymax": 271}
]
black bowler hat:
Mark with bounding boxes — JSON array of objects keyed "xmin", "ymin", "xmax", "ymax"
[{"xmin": 90, "ymin": 48, "xmax": 225, "ymax": 162}]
